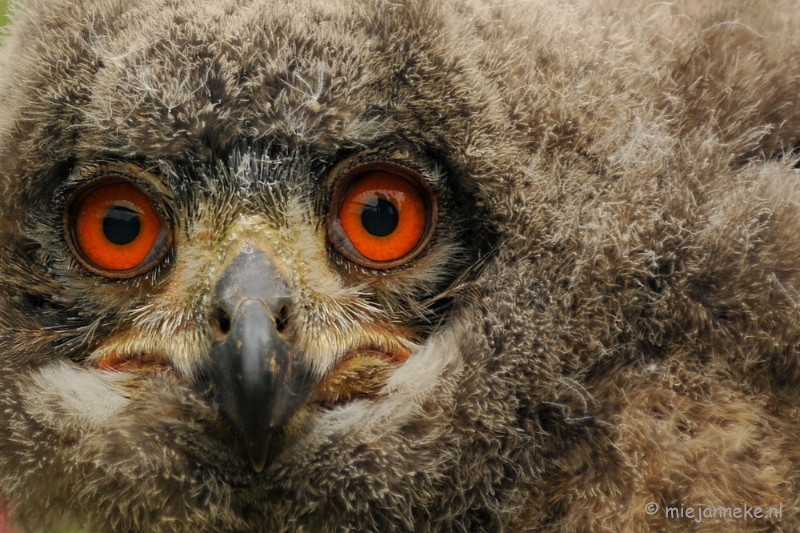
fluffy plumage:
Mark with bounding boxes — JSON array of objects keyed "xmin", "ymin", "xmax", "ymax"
[{"xmin": 1, "ymin": 0, "xmax": 800, "ymax": 531}]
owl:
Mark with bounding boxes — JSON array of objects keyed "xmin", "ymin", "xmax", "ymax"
[{"xmin": 1, "ymin": 0, "xmax": 800, "ymax": 531}]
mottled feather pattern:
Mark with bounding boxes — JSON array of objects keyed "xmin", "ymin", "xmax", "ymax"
[{"xmin": 1, "ymin": 0, "xmax": 800, "ymax": 531}]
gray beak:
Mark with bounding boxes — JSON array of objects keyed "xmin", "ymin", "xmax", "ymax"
[{"xmin": 209, "ymin": 247, "xmax": 312, "ymax": 472}]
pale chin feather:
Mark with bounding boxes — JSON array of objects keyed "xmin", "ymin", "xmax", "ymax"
[
  {"xmin": 310, "ymin": 319, "xmax": 465, "ymax": 436},
  {"xmin": 24, "ymin": 362, "xmax": 131, "ymax": 429}
]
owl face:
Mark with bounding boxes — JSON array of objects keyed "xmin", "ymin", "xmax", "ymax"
[
  {"xmin": 49, "ymin": 145, "xmax": 464, "ymax": 472},
  {"xmin": 0, "ymin": 0, "xmax": 507, "ymax": 528}
]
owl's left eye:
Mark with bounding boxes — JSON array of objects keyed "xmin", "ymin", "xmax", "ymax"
[
  {"xmin": 327, "ymin": 162, "xmax": 438, "ymax": 269},
  {"xmin": 64, "ymin": 178, "xmax": 172, "ymax": 278}
]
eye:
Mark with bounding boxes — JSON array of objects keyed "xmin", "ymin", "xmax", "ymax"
[
  {"xmin": 64, "ymin": 178, "xmax": 172, "ymax": 278},
  {"xmin": 327, "ymin": 162, "xmax": 437, "ymax": 269}
]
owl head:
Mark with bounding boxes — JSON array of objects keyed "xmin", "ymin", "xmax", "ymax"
[{"xmin": 0, "ymin": 0, "xmax": 531, "ymax": 530}]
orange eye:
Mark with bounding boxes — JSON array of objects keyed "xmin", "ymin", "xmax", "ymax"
[
  {"xmin": 328, "ymin": 162, "xmax": 437, "ymax": 269},
  {"xmin": 65, "ymin": 178, "xmax": 171, "ymax": 278}
]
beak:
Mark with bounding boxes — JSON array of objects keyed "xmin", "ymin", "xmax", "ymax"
[{"xmin": 209, "ymin": 247, "xmax": 312, "ymax": 472}]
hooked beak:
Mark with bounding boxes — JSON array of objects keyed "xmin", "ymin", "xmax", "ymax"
[{"xmin": 209, "ymin": 247, "xmax": 312, "ymax": 472}]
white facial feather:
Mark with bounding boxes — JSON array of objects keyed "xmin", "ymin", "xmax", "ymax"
[{"xmin": 26, "ymin": 362, "xmax": 131, "ymax": 429}]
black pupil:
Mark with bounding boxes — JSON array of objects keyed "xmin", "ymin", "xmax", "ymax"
[
  {"xmin": 103, "ymin": 206, "xmax": 141, "ymax": 245},
  {"xmin": 361, "ymin": 197, "xmax": 399, "ymax": 237}
]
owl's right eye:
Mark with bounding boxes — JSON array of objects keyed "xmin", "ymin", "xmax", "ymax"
[{"xmin": 64, "ymin": 178, "xmax": 172, "ymax": 279}]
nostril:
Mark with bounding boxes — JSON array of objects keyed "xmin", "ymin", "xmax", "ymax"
[
  {"xmin": 275, "ymin": 303, "xmax": 290, "ymax": 334},
  {"xmin": 214, "ymin": 307, "xmax": 232, "ymax": 337}
]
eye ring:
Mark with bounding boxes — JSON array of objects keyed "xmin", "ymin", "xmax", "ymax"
[
  {"xmin": 63, "ymin": 175, "xmax": 173, "ymax": 279},
  {"xmin": 326, "ymin": 161, "xmax": 438, "ymax": 270}
]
